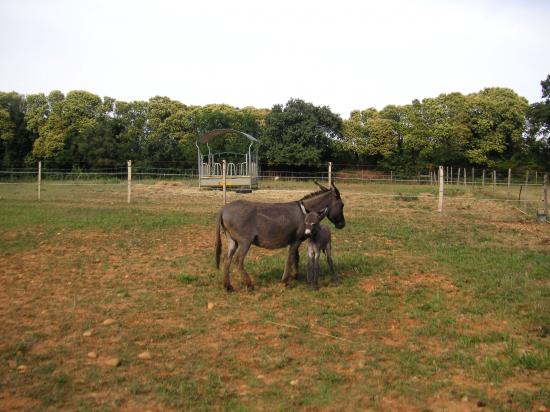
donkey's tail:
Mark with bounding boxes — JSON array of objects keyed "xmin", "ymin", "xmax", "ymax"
[{"xmin": 215, "ymin": 210, "xmax": 223, "ymax": 269}]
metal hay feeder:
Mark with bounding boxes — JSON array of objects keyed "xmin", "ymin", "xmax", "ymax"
[{"xmin": 195, "ymin": 129, "xmax": 259, "ymax": 189}]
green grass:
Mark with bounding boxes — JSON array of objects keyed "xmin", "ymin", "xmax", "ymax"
[
  {"xmin": 0, "ymin": 199, "xmax": 206, "ymax": 231},
  {"xmin": 0, "ymin": 183, "xmax": 549, "ymax": 411},
  {"xmin": 176, "ymin": 273, "xmax": 200, "ymax": 284}
]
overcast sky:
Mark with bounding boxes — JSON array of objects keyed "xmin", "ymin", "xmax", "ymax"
[{"xmin": 1, "ymin": 0, "xmax": 549, "ymax": 118}]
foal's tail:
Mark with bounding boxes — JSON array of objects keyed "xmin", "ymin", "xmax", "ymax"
[{"xmin": 215, "ymin": 210, "xmax": 223, "ymax": 269}]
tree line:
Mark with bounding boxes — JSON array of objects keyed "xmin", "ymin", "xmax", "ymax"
[{"xmin": 1, "ymin": 75, "xmax": 549, "ymax": 172}]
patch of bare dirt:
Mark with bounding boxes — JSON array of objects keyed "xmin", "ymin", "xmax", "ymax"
[
  {"xmin": 403, "ymin": 272, "xmax": 458, "ymax": 294},
  {"xmin": 379, "ymin": 396, "xmax": 419, "ymax": 412},
  {"xmin": 427, "ymin": 397, "xmax": 485, "ymax": 412},
  {"xmin": 360, "ymin": 272, "xmax": 457, "ymax": 296},
  {"xmin": 0, "ymin": 391, "xmax": 40, "ymax": 411}
]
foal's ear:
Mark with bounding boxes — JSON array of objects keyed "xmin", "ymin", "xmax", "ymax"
[{"xmin": 299, "ymin": 202, "xmax": 308, "ymax": 215}]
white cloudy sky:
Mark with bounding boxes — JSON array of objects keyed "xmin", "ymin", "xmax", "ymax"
[{"xmin": 1, "ymin": 0, "xmax": 549, "ymax": 118}]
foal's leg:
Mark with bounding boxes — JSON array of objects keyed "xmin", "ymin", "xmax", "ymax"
[
  {"xmin": 235, "ymin": 241, "xmax": 254, "ymax": 290},
  {"xmin": 307, "ymin": 243, "xmax": 315, "ymax": 287},
  {"xmin": 223, "ymin": 234, "xmax": 238, "ymax": 291},
  {"xmin": 291, "ymin": 247, "xmax": 300, "ymax": 280},
  {"xmin": 281, "ymin": 241, "xmax": 300, "ymax": 286},
  {"xmin": 325, "ymin": 243, "xmax": 339, "ymax": 284},
  {"xmin": 313, "ymin": 253, "xmax": 321, "ymax": 290}
]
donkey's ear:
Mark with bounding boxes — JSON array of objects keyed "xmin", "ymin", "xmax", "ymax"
[
  {"xmin": 299, "ymin": 202, "xmax": 308, "ymax": 215},
  {"xmin": 331, "ymin": 181, "xmax": 340, "ymax": 197},
  {"xmin": 314, "ymin": 181, "xmax": 330, "ymax": 192}
]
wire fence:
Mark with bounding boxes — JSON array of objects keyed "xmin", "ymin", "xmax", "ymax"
[{"xmin": 0, "ymin": 162, "xmax": 547, "ymax": 222}]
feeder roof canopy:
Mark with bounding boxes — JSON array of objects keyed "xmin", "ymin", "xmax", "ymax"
[{"xmin": 198, "ymin": 128, "xmax": 258, "ymax": 144}]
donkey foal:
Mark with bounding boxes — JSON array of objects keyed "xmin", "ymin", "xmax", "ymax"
[{"xmin": 300, "ymin": 203, "xmax": 338, "ymax": 289}]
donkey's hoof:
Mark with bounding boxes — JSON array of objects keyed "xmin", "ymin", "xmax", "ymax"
[
  {"xmin": 225, "ymin": 284, "xmax": 235, "ymax": 292},
  {"xmin": 246, "ymin": 283, "xmax": 255, "ymax": 291}
]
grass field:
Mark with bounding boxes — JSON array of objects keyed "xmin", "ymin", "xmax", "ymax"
[{"xmin": 0, "ymin": 181, "xmax": 549, "ymax": 411}]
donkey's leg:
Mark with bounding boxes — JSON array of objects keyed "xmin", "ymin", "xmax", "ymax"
[
  {"xmin": 281, "ymin": 241, "xmax": 300, "ymax": 286},
  {"xmin": 325, "ymin": 244, "xmax": 339, "ymax": 284},
  {"xmin": 235, "ymin": 241, "xmax": 254, "ymax": 290},
  {"xmin": 223, "ymin": 234, "xmax": 238, "ymax": 292}
]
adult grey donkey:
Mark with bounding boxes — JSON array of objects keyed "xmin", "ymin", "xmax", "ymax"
[
  {"xmin": 215, "ymin": 182, "xmax": 345, "ymax": 291},
  {"xmin": 300, "ymin": 203, "xmax": 338, "ymax": 290}
]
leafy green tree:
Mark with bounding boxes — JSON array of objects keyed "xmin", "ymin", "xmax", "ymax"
[
  {"xmin": 25, "ymin": 93, "xmax": 49, "ymax": 136},
  {"xmin": 0, "ymin": 85, "xmax": 540, "ymax": 171},
  {"xmin": 261, "ymin": 99, "xmax": 342, "ymax": 167},
  {"xmin": 413, "ymin": 93, "xmax": 471, "ymax": 166},
  {"xmin": 0, "ymin": 92, "xmax": 33, "ymax": 168},
  {"xmin": 30, "ymin": 91, "xmax": 67, "ymax": 162},
  {"xmin": 526, "ymin": 74, "xmax": 550, "ymax": 170},
  {"xmin": 342, "ymin": 108, "xmax": 397, "ymax": 163},
  {"xmin": 141, "ymin": 96, "xmax": 188, "ymax": 165},
  {"xmin": 114, "ymin": 100, "xmax": 149, "ymax": 162},
  {"xmin": 30, "ymin": 90, "xmax": 120, "ymax": 167},
  {"xmin": 0, "ymin": 107, "xmax": 14, "ymax": 142},
  {"xmin": 66, "ymin": 119, "xmax": 124, "ymax": 168},
  {"xmin": 467, "ymin": 88, "xmax": 528, "ymax": 167}
]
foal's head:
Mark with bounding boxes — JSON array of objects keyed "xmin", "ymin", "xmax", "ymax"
[
  {"xmin": 300, "ymin": 203, "xmax": 328, "ymax": 238},
  {"xmin": 314, "ymin": 181, "xmax": 346, "ymax": 229}
]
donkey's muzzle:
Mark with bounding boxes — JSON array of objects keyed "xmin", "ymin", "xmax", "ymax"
[{"xmin": 335, "ymin": 221, "xmax": 346, "ymax": 229}]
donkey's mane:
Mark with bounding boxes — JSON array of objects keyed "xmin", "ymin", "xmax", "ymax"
[{"xmin": 299, "ymin": 189, "xmax": 330, "ymax": 201}]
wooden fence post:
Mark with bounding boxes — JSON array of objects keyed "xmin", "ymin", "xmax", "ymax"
[
  {"xmin": 482, "ymin": 169, "xmax": 485, "ymax": 187},
  {"xmin": 456, "ymin": 168, "xmax": 460, "ymax": 185},
  {"xmin": 222, "ymin": 160, "xmax": 227, "ymax": 205},
  {"xmin": 390, "ymin": 170, "xmax": 393, "ymax": 183},
  {"xmin": 518, "ymin": 185, "xmax": 524, "ymax": 214},
  {"xmin": 38, "ymin": 161, "xmax": 42, "ymax": 201},
  {"xmin": 524, "ymin": 170, "xmax": 529, "ymax": 212},
  {"xmin": 492, "ymin": 170, "xmax": 496, "ymax": 192},
  {"xmin": 523, "ymin": 185, "xmax": 527, "ymax": 213},
  {"xmin": 438, "ymin": 166, "xmax": 444, "ymax": 213},
  {"xmin": 544, "ymin": 174, "xmax": 548, "ymax": 221},
  {"xmin": 328, "ymin": 162, "xmax": 332, "ymax": 187},
  {"xmin": 450, "ymin": 167, "xmax": 453, "ymax": 184},
  {"xmin": 127, "ymin": 160, "xmax": 132, "ymax": 204},
  {"xmin": 507, "ymin": 168, "xmax": 511, "ymax": 199},
  {"xmin": 472, "ymin": 167, "xmax": 475, "ymax": 187}
]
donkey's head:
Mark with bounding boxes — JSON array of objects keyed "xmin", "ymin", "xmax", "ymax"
[
  {"xmin": 300, "ymin": 203, "xmax": 328, "ymax": 238},
  {"xmin": 314, "ymin": 181, "xmax": 346, "ymax": 229}
]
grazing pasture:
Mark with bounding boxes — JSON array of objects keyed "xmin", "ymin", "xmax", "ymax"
[{"xmin": 0, "ymin": 182, "xmax": 549, "ymax": 411}]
